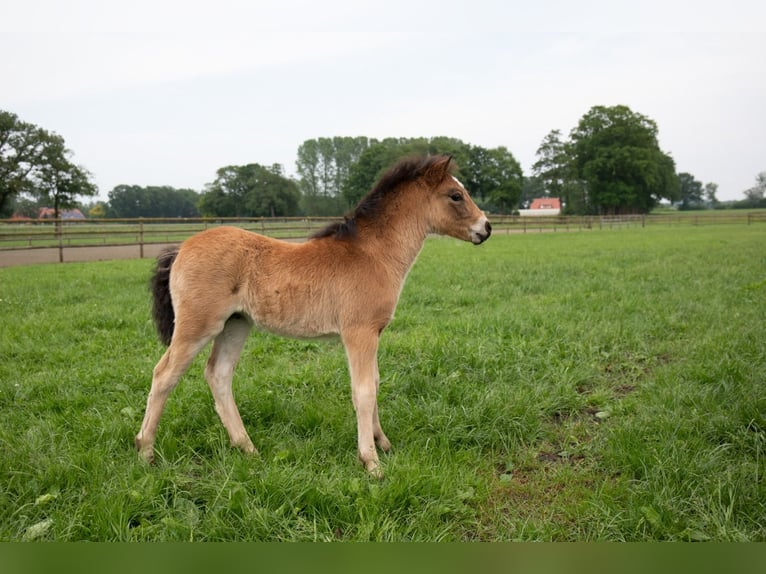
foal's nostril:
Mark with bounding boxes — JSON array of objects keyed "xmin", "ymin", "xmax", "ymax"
[{"xmin": 485, "ymin": 221, "xmax": 492, "ymax": 235}]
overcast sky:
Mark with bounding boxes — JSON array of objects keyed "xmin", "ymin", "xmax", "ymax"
[{"xmin": 2, "ymin": 0, "xmax": 764, "ymax": 202}]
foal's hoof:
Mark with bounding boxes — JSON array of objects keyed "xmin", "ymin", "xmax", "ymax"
[
  {"xmin": 233, "ymin": 437, "xmax": 259, "ymax": 457},
  {"xmin": 239, "ymin": 443, "xmax": 259, "ymax": 457},
  {"xmin": 364, "ymin": 460, "xmax": 384, "ymax": 480},
  {"xmin": 136, "ymin": 448, "xmax": 155, "ymax": 464},
  {"xmin": 376, "ymin": 436, "xmax": 392, "ymax": 453},
  {"xmin": 135, "ymin": 437, "xmax": 155, "ymax": 464}
]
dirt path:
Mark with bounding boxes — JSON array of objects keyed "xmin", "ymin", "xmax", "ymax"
[{"xmin": 0, "ymin": 243, "xmax": 180, "ymax": 268}]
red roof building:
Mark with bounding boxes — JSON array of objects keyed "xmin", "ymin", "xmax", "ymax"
[
  {"xmin": 528, "ymin": 198, "xmax": 562, "ymax": 211},
  {"xmin": 519, "ymin": 197, "xmax": 562, "ymax": 216}
]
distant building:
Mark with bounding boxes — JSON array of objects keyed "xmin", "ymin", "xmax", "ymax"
[
  {"xmin": 37, "ymin": 208, "xmax": 86, "ymax": 220},
  {"xmin": 519, "ymin": 197, "xmax": 561, "ymax": 216}
]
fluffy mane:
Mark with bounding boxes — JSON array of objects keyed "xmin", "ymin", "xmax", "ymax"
[{"xmin": 311, "ymin": 155, "xmax": 453, "ymax": 240}]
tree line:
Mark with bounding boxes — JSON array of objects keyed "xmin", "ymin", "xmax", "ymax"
[{"xmin": 3, "ymin": 107, "xmax": 764, "ymax": 219}]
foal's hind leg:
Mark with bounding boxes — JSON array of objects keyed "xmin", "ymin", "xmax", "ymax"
[
  {"xmin": 372, "ymin": 358, "xmax": 391, "ymax": 453},
  {"xmin": 204, "ymin": 315, "xmax": 257, "ymax": 456},
  {"xmin": 135, "ymin": 334, "xmax": 211, "ymax": 463}
]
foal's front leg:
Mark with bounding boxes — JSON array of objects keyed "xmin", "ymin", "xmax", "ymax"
[{"xmin": 342, "ymin": 327, "xmax": 384, "ymax": 477}]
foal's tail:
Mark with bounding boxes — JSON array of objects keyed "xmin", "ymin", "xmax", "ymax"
[{"xmin": 150, "ymin": 247, "xmax": 178, "ymax": 346}]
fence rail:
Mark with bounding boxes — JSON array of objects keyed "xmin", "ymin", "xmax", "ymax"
[
  {"xmin": 489, "ymin": 211, "xmax": 766, "ymax": 232},
  {"xmin": 1, "ymin": 212, "xmax": 764, "ymax": 266}
]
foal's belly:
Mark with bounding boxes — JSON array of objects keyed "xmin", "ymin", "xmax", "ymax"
[{"xmin": 246, "ymin": 283, "xmax": 340, "ymax": 339}]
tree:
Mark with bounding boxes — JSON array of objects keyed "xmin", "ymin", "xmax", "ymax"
[
  {"xmin": 297, "ymin": 135, "xmax": 522, "ymax": 214},
  {"xmin": 1, "ymin": 111, "xmax": 41, "ymax": 215},
  {"xmin": 532, "ymin": 129, "xmax": 569, "ymax": 197},
  {"xmin": 198, "ymin": 163, "xmax": 300, "ymax": 218},
  {"xmin": 425, "ymin": 136, "xmax": 472, "ymax": 170},
  {"xmin": 341, "ymin": 137, "xmax": 476, "ymax": 209},
  {"xmin": 464, "ymin": 145, "xmax": 523, "ymax": 212},
  {"xmin": 567, "ymin": 105, "xmax": 679, "ymax": 214},
  {"xmin": 296, "ymin": 137, "xmax": 372, "ymax": 215},
  {"xmin": 1, "ymin": 109, "xmax": 97, "ymax": 217},
  {"xmin": 107, "ymin": 185, "xmax": 200, "ymax": 218},
  {"xmin": 743, "ymin": 172, "xmax": 766, "ymax": 202},
  {"xmin": 341, "ymin": 140, "xmax": 404, "ymax": 208},
  {"xmin": 704, "ymin": 182, "xmax": 719, "ymax": 208},
  {"xmin": 532, "ymin": 129, "xmax": 586, "ymax": 214},
  {"xmin": 33, "ymin": 135, "xmax": 97, "ymax": 217},
  {"xmin": 677, "ymin": 172, "xmax": 704, "ymax": 210}
]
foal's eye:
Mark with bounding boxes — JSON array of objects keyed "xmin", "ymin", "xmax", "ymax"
[{"xmin": 450, "ymin": 192, "xmax": 463, "ymax": 202}]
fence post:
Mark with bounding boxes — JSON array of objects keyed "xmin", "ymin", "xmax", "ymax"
[
  {"xmin": 139, "ymin": 218, "xmax": 144, "ymax": 259},
  {"xmin": 57, "ymin": 217, "xmax": 64, "ymax": 263}
]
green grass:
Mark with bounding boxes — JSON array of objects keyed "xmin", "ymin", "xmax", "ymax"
[{"xmin": 1, "ymin": 226, "xmax": 764, "ymax": 541}]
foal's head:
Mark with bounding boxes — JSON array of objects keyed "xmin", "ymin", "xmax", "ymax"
[
  {"xmin": 419, "ymin": 155, "xmax": 492, "ymax": 244},
  {"xmin": 312, "ymin": 154, "xmax": 491, "ymax": 244}
]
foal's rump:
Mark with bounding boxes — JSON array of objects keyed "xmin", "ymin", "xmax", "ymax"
[{"xmin": 149, "ymin": 226, "xmax": 257, "ymax": 346}]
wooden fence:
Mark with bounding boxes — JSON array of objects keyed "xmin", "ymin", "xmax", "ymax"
[{"xmin": 1, "ymin": 212, "xmax": 764, "ymax": 266}]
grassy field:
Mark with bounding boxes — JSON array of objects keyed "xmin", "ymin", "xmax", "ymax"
[{"xmin": 0, "ymin": 225, "xmax": 764, "ymax": 541}]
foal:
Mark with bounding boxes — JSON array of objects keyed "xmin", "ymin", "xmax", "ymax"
[{"xmin": 135, "ymin": 154, "xmax": 491, "ymax": 476}]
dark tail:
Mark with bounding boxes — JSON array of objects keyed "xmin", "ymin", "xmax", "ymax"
[{"xmin": 150, "ymin": 247, "xmax": 178, "ymax": 346}]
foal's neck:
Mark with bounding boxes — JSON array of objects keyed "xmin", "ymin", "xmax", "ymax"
[{"xmin": 358, "ymin": 199, "xmax": 429, "ymax": 282}]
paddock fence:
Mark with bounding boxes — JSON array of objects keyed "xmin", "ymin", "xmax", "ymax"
[{"xmin": 1, "ymin": 212, "xmax": 764, "ymax": 267}]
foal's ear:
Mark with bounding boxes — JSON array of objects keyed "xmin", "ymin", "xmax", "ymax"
[{"xmin": 424, "ymin": 155, "xmax": 454, "ymax": 186}]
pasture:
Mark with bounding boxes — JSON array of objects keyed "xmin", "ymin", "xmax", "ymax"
[{"xmin": 0, "ymin": 226, "xmax": 764, "ymax": 541}]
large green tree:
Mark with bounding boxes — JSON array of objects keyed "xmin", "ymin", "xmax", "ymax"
[
  {"xmin": 1, "ymin": 110, "xmax": 97, "ymax": 217},
  {"xmin": 568, "ymin": 105, "xmax": 679, "ymax": 214},
  {"xmin": 198, "ymin": 163, "xmax": 300, "ymax": 218}
]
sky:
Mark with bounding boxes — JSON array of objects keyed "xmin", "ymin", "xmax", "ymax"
[{"xmin": 1, "ymin": 0, "xmax": 764, "ymax": 202}]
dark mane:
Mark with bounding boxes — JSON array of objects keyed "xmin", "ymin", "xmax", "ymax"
[{"xmin": 311, "ymin": 155, "xmax": 453, "ymax": 240}]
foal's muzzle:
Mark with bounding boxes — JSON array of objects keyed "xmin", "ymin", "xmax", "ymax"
[{"xmin": 471, "ymin": 219, "xmax": 492, "ymax": 244}]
